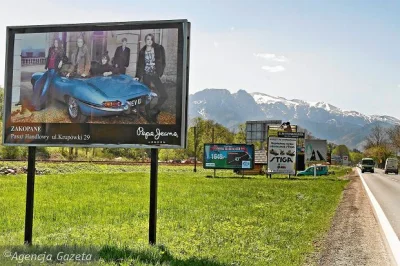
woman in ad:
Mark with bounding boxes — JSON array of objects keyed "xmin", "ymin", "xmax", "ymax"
[
  {"xmin": 31, "ymin": 37, "xmax": 64, "ymax": 110},
  {"xmin": 67, "ymin": 36, "xmax": 91, "ymax": 78},
  {"xmin": 136, "ymin": 33, "xmax": 167, "ymax": 122}
]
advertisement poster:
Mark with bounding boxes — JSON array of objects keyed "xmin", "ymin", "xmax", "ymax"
[
  {"xmin": 3, "ymin": 20, "xmax": 190, "ymax": 148},
  {"xmin": 342, "ymin": 155, "xmax": 349, "ymax": 165},
  {"xmin": 203, "ymin": 144, "xmax": 254, "ymax": 170},
  {"xmin": 267, "ymin": 137, "xmax": 297, "ymax": 174},
  {"xmin": 305, "ymin": 139, "xmax": 327, "ymax": 162}
]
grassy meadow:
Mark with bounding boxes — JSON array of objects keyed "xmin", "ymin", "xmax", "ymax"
[{"xmin": 0, "ymin": 163, "xmax": 350, "ymax": 265}]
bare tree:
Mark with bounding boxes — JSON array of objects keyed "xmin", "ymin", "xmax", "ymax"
[
  {"xmin": 304, "ymin": 129, "xmax": 315, "ymax": 139},
  {"xmin": 364, "ymin": 124, "xmax": 388, "ymax": 150},
  {"xmin": 386, "ymin": 125, "xmax": 400, "ymax": 152},
  {"xmin": 328, "ymin": 142, "xmax": 337, "ymax": 153}
]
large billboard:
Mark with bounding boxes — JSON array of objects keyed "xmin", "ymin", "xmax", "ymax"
[
  {"xmin": 267, "ymin": 137, "xmax": 297, "ymax": 174},
  {"xmin": 203, "ymin": 144, "xmax": 255, "ymax": 170},
  {"xmin": 305, "ymin": 139, "xmax": 327, "ymax": 162},
  {"xmin": 3, "ymin": 20, "xmax": 190, "ymax": 148},
  {"xmin": 245, "ymin": 120, "xmax": 282, "ymax": 144}
]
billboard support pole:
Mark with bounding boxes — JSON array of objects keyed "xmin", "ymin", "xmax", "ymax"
[
  {"xmin": 212, "ymin": 128, "xmax": 216, "ymax": 178},
  {"xmin": 314, "ymin": 164, "xmax": 317, "ymax": 178},
  {"xmin": 24, "ymin": 146, "xmax": 36, "ymax": 245},
  {"xmin": 193, "ymin": 127, "xmax": 197, "ymax": 172},
  {"xmin": 295, "ymin": 144, "xmax": 297, "ymax": 177},
  {"xmin": 149, "ymin": 148, "xmax": 158, "ymax": 245}
]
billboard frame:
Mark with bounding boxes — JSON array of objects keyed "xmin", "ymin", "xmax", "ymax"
[
  {"xmin": 3, "ymin": 19, "xmax": 190, "ymax": 149},
  {"xmin": 245, "ymin": 120, "xmax": 282, "ymax": 145}
]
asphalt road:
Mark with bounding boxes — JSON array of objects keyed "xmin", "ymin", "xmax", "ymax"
[{"xmin": 361, "ymin": 168, "xmax": 400, "ymax": 240}]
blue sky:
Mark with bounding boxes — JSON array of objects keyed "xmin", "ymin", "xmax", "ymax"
[{"xmin": 1, "ymin": 0, "xmax": 399, "ymax": 117}]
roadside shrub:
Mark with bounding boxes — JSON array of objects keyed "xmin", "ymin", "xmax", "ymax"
[
  {"xmin": 1, "ymin": 146, "xmax": 22, "ymax": 159},
  {"xmin": 36, "ymin": 147, "xmax": 50, "ymax": 159}
]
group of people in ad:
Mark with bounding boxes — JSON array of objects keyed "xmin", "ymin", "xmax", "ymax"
[{"xmin": 31, "ymin": 33, "xmax": 167, "ymax": 123}]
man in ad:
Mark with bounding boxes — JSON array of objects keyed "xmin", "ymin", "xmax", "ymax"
[{"xmin": 113, "ymin": 37, "xmax": 130, "ymax": 75}]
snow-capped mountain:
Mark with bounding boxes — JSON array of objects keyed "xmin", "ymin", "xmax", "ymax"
[{"xmin": 188, "ymin": 89, "xmax": 400, "ymax": 149}]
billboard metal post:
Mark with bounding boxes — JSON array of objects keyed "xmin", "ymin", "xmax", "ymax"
[
  {"xmin": 149, "ymin": 148, "xmax": 158, "ymax": 245},
  {"xmin": 193, "ymin": 127, "xmax": 197, "ymax": 172},
  {"xmin": 314, "ymin": 164, "xmax": 317, "ymax": 178},
  {"xmin": 212, "ymin": 128, "xmax": 216, "ymax": 178},
  {"xmin": 295, "ymin": 143, "xmax": 297, "ymax": 177},
  {"xmin": 24, "ymin": 146, "xmax": 36, "ymax": 245}
]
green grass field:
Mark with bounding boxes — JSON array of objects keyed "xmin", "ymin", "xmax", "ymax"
[{"xmin": 0, "ymin": 164, "xmax": 350, "ymax": 265}]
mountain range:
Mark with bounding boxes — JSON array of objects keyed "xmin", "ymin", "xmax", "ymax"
[{"xmin": 188, "ymin": 89, "xmax": 400, "ymax": 150}]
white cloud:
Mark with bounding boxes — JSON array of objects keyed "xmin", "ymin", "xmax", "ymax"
[
  {"xmin": 213, "ymin": 42, "xmax": 219, "ymax": 48},
  {"xmin": 262, "ymin": 65, "xmax": 285, "ymax": 73},
  {"xmin": 230, "ymin": 27, "xmax": 235, "ymax": 31},
  {"xmin": 254, "ymin": 53, "xmax": 288, "ymax": 62}
]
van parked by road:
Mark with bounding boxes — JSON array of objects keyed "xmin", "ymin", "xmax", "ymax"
[
  {"xmin": 297, "ymin": 165, "xmax": 328, "ymax": 176},
  {"xmin": 384, "ymin": 158, "xmax": 398, "ymax": 174}
]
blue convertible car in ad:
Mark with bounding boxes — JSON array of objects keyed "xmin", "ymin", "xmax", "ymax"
[{"xmin": 31, "ymin": 70, "xmax": 157, "ymax": 123}]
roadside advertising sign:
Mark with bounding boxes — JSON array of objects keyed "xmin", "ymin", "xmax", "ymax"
[
  {"xmin": 267, "ymin": 137, "xmax": 297, "ymax": 174},
  {"xmin": 305, "ymin": 139, "xmax": 327, "ymax": 162},
  {"xmin": 203, "ymin": 144, "xmax": 255, "ymax": 170},
  {"xmin": 343, "ymin": 155, "xmax": 349, "ymax": 165},
  {"xmin": 3, "ymin": 20, "xmax": 190, "ymax": 148}
]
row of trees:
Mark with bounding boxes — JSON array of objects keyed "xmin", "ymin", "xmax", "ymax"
[
  {"xmin": 329, "ymin": 124, "xmax": 400, "ymax": 167},
  {"xmin": 329, "ymin": 144, "xmax": 363, "ymax": 165},
  {"xmin": 363, "ymin": 124, "xmax": 400, "ymax": 167}
]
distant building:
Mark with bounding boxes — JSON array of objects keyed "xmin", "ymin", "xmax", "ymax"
[
  {"xmin": 21, "ymin": 48, "xmax": 46, "ymax": 66},
  {"xmin": 21, "ymin": 48, "xmax": 45, "ymax": 58}
]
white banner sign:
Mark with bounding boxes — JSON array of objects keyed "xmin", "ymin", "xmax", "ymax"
[{"xmin": 267, "ymin": 137, "xmax": 297, "ymax": 174}]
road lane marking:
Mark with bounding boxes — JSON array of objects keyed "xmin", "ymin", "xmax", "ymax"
[{"xmin": 357, "ymin": 168, "xmax": 400, "ymax": 266}]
